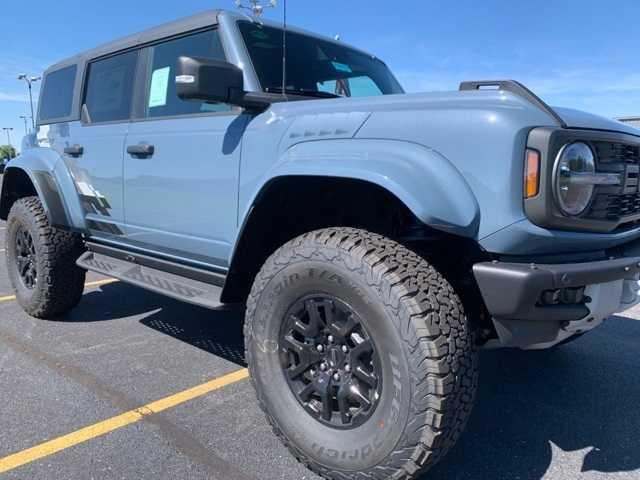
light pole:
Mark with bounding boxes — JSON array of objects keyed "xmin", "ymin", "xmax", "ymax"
[
  {"xmin": 17, "ymin": 74, "xmax": 41, "ymax": 131},
  {"xmin": 2, "ymin": 127, "xmax": 13, "ymax": 147},
  {"xmin": 19, "ymin": 115, "xmax": 31, "ymax": 135}
]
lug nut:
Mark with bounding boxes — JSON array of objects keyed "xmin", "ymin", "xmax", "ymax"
[
  {"xmin": 344, "ymin": 364, "xmax": 351, "ymax": 373},
  {"xmin": 333, "ymin": 373, "xmax": 341, "ymax": 381},
  {"xmin": 316, "ymin": 345, "xmax": 324, "ymax": 352},
  {"xmin": 341, "ymin": 345, "xmax": 348, "ymax": 353},
  {"xmin": 328, "ymin": 335, "xmax": 335, "ymax": 343},
  {"xmin": 320, "ymin": 363, "xmax": 328, "ymax": 371}
]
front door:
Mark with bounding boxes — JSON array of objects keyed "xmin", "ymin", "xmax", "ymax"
[
  {"xmin": 123, "ymin": 29, "xmax": 246, "ymax": 268},
  {"xmin": 69, "ymin": 50, "xmax": 139, "ymax": 239}
]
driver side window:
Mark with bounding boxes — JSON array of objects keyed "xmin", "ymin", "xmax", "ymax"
[{"xmin": 144, "ymin": 29, "xmax": 231, "ymax": 118}]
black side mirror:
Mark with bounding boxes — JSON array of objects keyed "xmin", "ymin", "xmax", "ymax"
[
  {"xmin": 176, "ymin": 56, "xmax": 245, "ymax": 105},
  {"xmin": 176, "ymin": 56, "xmax": 273, "ymax": 112}
]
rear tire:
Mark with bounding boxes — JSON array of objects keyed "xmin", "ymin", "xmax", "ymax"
[
  {"xmin": 245, "ymin": 228, "xmax": 478, "ymax": 479},
  {"xmin": 5, "ymin": 196, "xmax": 86, "ymax": 319}
]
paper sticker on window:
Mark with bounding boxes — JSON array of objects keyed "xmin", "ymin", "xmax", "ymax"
[
  {"xmin": 149, "ymin": 67, "xmax": 170, "ymax": 108},
  {"xmin": 331, "ymin": 61, "xmax": 352, "ymax": 73}
]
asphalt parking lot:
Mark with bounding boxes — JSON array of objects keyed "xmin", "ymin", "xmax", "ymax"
[{"xmin": 1, "ymin": 195, "xmax": 640, "ymax": 479}]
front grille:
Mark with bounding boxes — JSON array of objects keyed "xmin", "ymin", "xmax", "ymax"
[
  {"xmin": 590, "ymin": 193, "xmax": 640, "ymax": 220},
  {"xmin": 585, "ymin": 140, "xmax": 640, "ymax": 227},
  {"xmin": 593, "ymin": 141, "xmax": 640, "ymax": 164}
]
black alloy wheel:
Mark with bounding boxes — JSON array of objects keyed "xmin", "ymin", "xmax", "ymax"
[
  {"xmin": 14, "ymin": 224, "xmax": 37, "ymax": 289},
  {"xmin": 280, "ymin": 295, "xmax": 382, "ymax": 429}
]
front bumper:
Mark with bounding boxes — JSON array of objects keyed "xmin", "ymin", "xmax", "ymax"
[{"xmin": 473, "ymin": 256, "xmax": 640, "ymax": 348}]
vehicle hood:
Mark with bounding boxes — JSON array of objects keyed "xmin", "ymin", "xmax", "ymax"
[
  {"xmin": 553, "ymin": 106, "xmax": 640, "ymax": 137},
  {"xmin": 271, "ymin": 91, "xmax": 639, "ymax": 138},
  {"xmin": 270, "ymin": 90, "xmax": 557, "ymax": 125}
]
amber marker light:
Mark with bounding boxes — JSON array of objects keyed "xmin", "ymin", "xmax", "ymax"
[{"xmin": 524, "ymin": 149, "xmax": 540, "ymax": 199}]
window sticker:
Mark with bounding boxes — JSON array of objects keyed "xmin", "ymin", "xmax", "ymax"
[
  {"xmin": 331, "ymin": 61, "xmax": 353, "ymax": 73},
  {"xmin": 148, "ymin": 66, "xmax": 170, "ymax": 108}
]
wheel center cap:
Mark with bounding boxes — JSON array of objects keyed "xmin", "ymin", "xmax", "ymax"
[{"xmin": 327, "ymin": 347, "xmax": 344, "ymax": 368}]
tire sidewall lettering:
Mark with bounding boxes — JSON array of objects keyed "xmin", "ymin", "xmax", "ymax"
[{"xmin": 248, "ymin": 250, "xmax": 412, "ymax": 472}]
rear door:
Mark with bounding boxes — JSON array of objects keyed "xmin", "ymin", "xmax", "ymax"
[
  {"xmin": 123, "ymin": 29, "xmax": 246, "ymax": 268},
  {"xmin": 70, "ymin": 50, "xmax": 138, "ymax": 239}
]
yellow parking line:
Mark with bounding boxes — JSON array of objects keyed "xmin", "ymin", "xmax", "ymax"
[
  {"xmin": 0, "ymin": 278, "xmax": 118, "ymax": 303},
  {"xmin": 0, "ymin": 368, "xmax": 249, "ymax": 474}
]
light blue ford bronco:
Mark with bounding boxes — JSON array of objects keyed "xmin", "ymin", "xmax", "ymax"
[{"xmin": 3, "ymin": 9, "xmax": 640, "ymax": 480}]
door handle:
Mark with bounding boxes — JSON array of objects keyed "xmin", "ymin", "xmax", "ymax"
[
  {"xmin": 64, "ymin": 144, "xmax": 84, "ymax": 157},
  {"xmin": 127, "ymin": 143, "xmax": 155, "ymax": 158}
]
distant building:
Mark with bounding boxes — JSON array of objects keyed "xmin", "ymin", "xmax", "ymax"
[{"xmin": 618, "ymin": 117, "xmax": 640, "ymax": 128}]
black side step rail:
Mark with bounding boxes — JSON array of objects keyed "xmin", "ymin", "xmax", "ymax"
[
  {"xmin": 459, "ymin": 79, "xmax": 567, "ymax": 128},
  {"xmin": 77, "ymin": 242, "xmax": 227, "ymax": 310}
]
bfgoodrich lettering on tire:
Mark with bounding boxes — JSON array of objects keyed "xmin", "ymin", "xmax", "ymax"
[
  {"xmin": 245, "ymin": 227, "xmax": 478, "ymax": 479},
  {"xmin": 6, "ymin": 196, "xmax": 86, "ymax": 319}
]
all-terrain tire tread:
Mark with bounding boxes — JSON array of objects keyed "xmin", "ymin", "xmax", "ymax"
[
  {"xmin": 245, "ymin": 227, "xmax": 478, "ymax": 480},
  {"xmin": 6, "ymin": 196, "xmax": 86, "ymax": 318}
]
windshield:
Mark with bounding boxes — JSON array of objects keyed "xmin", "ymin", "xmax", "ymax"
[{"xmin": 238, "ymin": 21, "xmax": 404, "ymax": 98}]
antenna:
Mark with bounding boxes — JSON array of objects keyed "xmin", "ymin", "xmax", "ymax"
[
  {"xmin": 235, "ymin": 0, "xmax": 277, "ymax": 17},
  {"xmin": 281, "ymin": 0, "xmax": 287, "ymax": 96},
  {"xmin": 235, "ymin": 0, "xmax": 288, "ymax": 99}
]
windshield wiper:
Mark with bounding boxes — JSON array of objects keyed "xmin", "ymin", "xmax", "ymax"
[{"xmin": 264, "ymin": 87, "xmax": 342, "ymax": 99}]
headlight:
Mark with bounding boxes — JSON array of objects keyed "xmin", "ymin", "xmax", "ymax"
[{"xmin": 554, "ymin": 142, "xmax": 596, "ymax": 216}]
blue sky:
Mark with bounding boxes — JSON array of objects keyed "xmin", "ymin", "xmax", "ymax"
[{"xmin": 1, "ymin": 0, "xmax": 639, "ymax": 148}]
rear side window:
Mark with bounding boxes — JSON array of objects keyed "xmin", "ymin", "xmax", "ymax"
[
  {"xmin": 83, "ymin": 50, "xmax": 138, "ymax": 123},
  {"xmin": 144, "ymin": 29, "xmax": 230, "ymax": 118},
  {"xmin": 39, "ymin": 65, "xmax": 77, "ymax": 123}
]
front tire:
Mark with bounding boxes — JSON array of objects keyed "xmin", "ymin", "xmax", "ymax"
[
  {"xmin": 6, "ymin": 196, "xmax": 86, "ymax": 319},
  {"xmin": 245, "ymin": 228, "xmax": 478, "ymax": 479}
]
